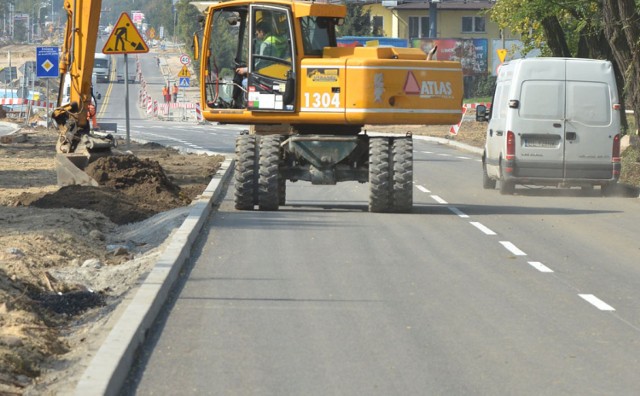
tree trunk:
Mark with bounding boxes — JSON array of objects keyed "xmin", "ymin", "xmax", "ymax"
[
  {"xmin": 540, "ymin": 16, "xmax": 572, "ymax": 57},
  {"xmin": 603, "ymin": 0, "xmax": 640, "ymax": 134}
]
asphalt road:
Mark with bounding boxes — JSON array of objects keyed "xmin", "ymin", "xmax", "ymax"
[
  {"xmin": 117, "ymin": 136, "xmax": 640, "ymax": 395},
  {"xmin": 95, "ymin": 52, "xmax": 640, "ymax": 395}
]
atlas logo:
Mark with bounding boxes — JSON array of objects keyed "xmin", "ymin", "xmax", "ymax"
[
  {"xmin": 420, "ymin": 81, "xmax": 453, "ymax": 99},
  {"xmin": 403, "ymin": 71, "xmax": 454, "ymax": 99}
]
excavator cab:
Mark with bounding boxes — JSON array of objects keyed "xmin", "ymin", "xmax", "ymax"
[{"xmin": 203, "ymin": 6, "xmax": 296, "ymax": 110}]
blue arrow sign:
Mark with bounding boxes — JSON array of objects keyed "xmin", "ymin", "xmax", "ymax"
[
  {"xmin": 36, "ymin": 47, "xmax": 59, "ymax": 78},
  {"xmin": 179, "ymin": 77, "xmax": 190, "ymax": 88}
]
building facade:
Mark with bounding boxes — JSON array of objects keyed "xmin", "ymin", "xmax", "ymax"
[{"xmin": 362, "ymin": 0, "xmax": 526, "ymax": 77}]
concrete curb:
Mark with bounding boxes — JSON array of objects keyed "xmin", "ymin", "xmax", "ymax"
[
  {"xmin": 74, "ymin": 157, "xmax": 235, "ymax": 396},
  {"xmin": 412, "ymin": 134, "xmax": 484, "ymax": 155}
]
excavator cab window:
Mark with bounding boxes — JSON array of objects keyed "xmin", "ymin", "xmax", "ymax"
[
  {"xmin": 300, "ymin": 17, "xmax": 338, "ymax": 56},
  {"xmin": 204, "ymin": 8, "xmax": 249, "ymax": 109},
  {"xmin": 203, "ymin": 4, "xmax": 296, "ymax": 112},
  {"xmin": 245, "ymin": 6, "xmax": 295, "ymax": 112}
]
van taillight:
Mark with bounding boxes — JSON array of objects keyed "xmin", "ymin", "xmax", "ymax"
[
  {"xmin": 506, "ymin": 131, "xmax": 516, "ymax": 160},
  {"xmin": 612, "ymin": 134, "xmax": 621, "ymax": 163}
]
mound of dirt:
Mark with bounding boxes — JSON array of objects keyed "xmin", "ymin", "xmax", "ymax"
[{"xmin": 0, "ymin": 126, "xmax": 224, "ymax": 395}]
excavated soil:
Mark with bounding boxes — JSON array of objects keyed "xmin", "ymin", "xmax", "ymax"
[{"xmin": 0, "ymin": 126, "xmax": 224, "ymax": 395}]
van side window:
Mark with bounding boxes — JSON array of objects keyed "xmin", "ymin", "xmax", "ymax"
[
  {"xmin": 566, "ymin": 82, "xmax": 611, "ymax": 126},
  {"xmin": 491, "ymin": 83, "xmax": 510, "ymax": 120},
  {"xmin": 520, "ymin": 81, "xmax": 563, "ymax": 120}
]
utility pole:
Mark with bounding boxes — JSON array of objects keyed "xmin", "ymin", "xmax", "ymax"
[{"xmin": 429, "ymin": 0, "xmax": 438, "ymax": 38}]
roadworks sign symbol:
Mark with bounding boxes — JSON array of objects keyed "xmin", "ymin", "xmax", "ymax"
[{"xmin": 103, "ymin": 12, "xmax": 149, "ymax": 54}]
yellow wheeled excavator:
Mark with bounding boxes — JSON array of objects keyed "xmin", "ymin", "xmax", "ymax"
[
  {"xmin": 52, "ymin": 0, "xmax": 115, "ymax": 186},
  {"xmin": 194, "ymin": 0, "xmax": 464, "ymax": 212}
]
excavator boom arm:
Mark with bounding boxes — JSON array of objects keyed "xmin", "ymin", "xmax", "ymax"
[{"xmin": 54, "ymin": 0, "xmax": 102, "ymax": 151}]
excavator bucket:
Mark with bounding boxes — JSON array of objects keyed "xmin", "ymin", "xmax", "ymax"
[{"xmin": 55, "ymin": 153, "xmax": 100, "ymax": 187}]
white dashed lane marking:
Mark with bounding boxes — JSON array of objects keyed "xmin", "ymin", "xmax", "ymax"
[
  {"xmin": 499, "ymin": 241, "xmax": 527, "ymax": 256},
  {"xmin": 416, "ymin": 185, "xmax": 431, "ymax": 193},
  {"xmin": 579, "ymin": 294, "xmax": 615, "ymax": 311},
  {"xmin": 470, "ymin": 222, "xmax": 497, "ymax": 235},
  {"xmin": 448, "ymin": 206, "xmax": 469, "ymax": 218},
  {"xmin": 528, "ymin": 261, "xmax": 554, "ymax": 273},
  {"xmin": 431, "ymin": 195, "xmax": 448, "ymax": 204}
]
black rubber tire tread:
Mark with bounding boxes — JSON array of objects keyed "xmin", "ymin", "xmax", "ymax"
[
  {"xmin": 391, "ymin": 137, "xmax": 413, "ymax": 213},
  {"xmin": 482, "ymin": 160, "xmax": 496, "ymax": 189},
  {"xmin": 234, "ymin": 134, "xmax": 257, "ymax": 210},
  {"xmin": 258, "ymin": 135, "xmax": 281, "ymax": 211},
  {"xmin": 369, "ymin": 137, "xmax": 391, "ymax": 212}
]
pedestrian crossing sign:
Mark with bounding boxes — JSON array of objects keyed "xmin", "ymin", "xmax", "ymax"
[
  {"xmin": 179, "ymin": 77, "xmax": 190, "ymax": 88},
  {"xmin": 103, "ymin": 12, "xmax": 149, "ymax": 54}
]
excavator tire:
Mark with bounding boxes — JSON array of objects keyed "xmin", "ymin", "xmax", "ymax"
[
  {"xmin": 369, "ymin": 137, "xmax": 391, "ymax": 212},
  {"xmin": 234, "ymin": 134, "xmax": 258, "ymax": 210},
  {"xmin": 391, "ymin": 137, "xmax": 413, "ymax": 213},
  {"xmin": 258, "ymin": 135, "xmax": 281, "ymax": 211}
]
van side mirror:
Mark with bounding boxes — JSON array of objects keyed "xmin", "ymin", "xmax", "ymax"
[{"xmin": 476, "ymin": 104, "xmax": 488, "ymax": 122}]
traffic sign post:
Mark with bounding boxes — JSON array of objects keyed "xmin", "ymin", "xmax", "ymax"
[
  {"xmin": 36, "ymin": 47, "xmax": 59, "ymax": 130},
  {"xmin": 103, "ymin": 12, "xmax": 150, "ymax": 148},
  {"xmin": 36, "ymin": 47, "xmax": 59, "ymax": 78}
]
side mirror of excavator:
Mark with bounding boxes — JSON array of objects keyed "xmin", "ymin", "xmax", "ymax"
[{"xmin": 192, "ymin": 32, "xmax": 200, "ymax": 61}]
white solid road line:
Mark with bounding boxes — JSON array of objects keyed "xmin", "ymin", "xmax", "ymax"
[{"xmin": 579, "ymin": 294, "xmax": 616, "ymax": 311}]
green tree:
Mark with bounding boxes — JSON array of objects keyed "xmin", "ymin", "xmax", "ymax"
[{"xmin": 338, "ymin": 2, "xmax": 371, "ymax": 37}]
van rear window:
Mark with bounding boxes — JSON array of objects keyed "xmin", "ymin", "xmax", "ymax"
[
  {"xmin": 520, "ymin": 81, "xmax": 563, "ymax": 120},
  {"xmin": 567, "ymin": 82, "xmax": 611, "ymax": 126}
]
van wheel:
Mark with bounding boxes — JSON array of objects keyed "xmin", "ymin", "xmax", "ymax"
[{"xmin": 482, "ymin": 162, "xmax": 496, "ymax": 189}]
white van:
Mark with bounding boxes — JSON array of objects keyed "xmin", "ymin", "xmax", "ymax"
[
  {"xmin": 476, "ymin": 57, "xmax": 621, "ymax": 195},
  {"xmin": 93, "ymin": 53, "xmax": 111, "ymax": 83}
]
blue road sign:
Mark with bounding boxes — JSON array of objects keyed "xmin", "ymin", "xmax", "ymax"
[
  {"xmin": 179, "ymin": 77, "xmax": 190, "ymax": 88},
  {"xmin": 36, "ymin": 47, "xmax": 59, "ymax": 78}
]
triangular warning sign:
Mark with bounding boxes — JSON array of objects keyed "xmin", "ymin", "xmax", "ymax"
[
  {"xmin": 102, "ymin": 12, "xmax": 149, "ymax": 54},
  {"xmin": 403, "ymin": 71, "xmax": 420, "ymax": 95},
  {"xmin": 178, "ymin": 65, "xmax": 191, "ymax": 78}
]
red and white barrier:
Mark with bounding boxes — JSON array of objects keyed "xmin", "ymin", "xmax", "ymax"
[
  {"xmin": 449, "ymin": 106, "xmax": 468, "ymax": 135},
  {"xmin": 0, "ymin": 98, "xmax": 55, "ymax": 108},
  {"xmin": 195, "ymin": 103, "xmax": 204, "ymax": 123}
]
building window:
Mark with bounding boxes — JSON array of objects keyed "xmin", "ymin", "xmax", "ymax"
[
  {"xmin": 409, "ymin": 16, "xmax": 430, "ymax": 38},
  {"xmin": 462, "ymin": 16, "xmax": 486, "ymax": 33},
  {"xmin": 372, "ymin": 16, "xmax": 383, "ymax": 36}
]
